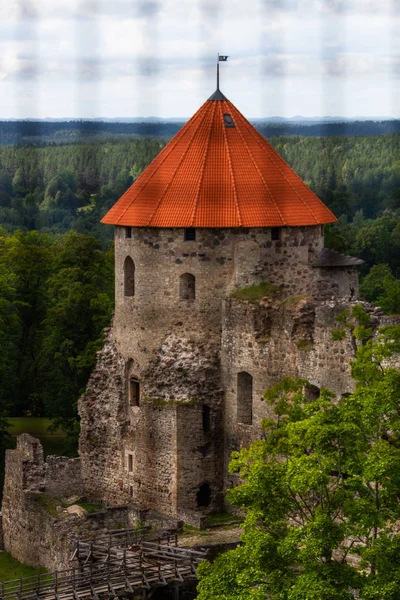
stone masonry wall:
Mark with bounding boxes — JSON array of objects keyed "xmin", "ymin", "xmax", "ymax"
[
  {"xmin": 79, "ymin": 225, "xmax": 360, "ymax": 520},
  {"xmin": 79, "ymin": 327, "xmax": 224, "ymax": 515},
  {"xmin": 221, "ymin": 297, "xmax": 396, "ymax": 495},
  {"xmin": 2, "ymin": 435, "xmax": 85, "ymax": 571}
]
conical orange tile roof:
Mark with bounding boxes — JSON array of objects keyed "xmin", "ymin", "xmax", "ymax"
[{"xmin": 101, "ymin": 90, "xmax": 337, "ymax": 228}]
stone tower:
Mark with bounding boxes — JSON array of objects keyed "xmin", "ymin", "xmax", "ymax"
[{"xmin": 79, "ymin": 85, "xmax": 363, "ymax": 523}]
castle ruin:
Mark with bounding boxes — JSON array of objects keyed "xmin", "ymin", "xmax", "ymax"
[
  {"xmin": 78, "ymin": 85, "xmax": 364, "ymax": 522},
  {"xmin": 2, "ymin": 83, "xmax": 378, "ymax": 568}
]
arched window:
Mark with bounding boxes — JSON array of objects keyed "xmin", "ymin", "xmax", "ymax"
[
  {"xmin": 124, "ymin": 256, "xmax": 135, "ymax": 297},
  {"xmin": 179, "ymin": 273, "xmax": 195, "ymax": 300},
  {"xmin": 237, "ymin": 371, "xmax": 253, "ymax": 425},
  {"xmin": 196, "ymin": 482, "xmax": 211, "ymax": 508}
]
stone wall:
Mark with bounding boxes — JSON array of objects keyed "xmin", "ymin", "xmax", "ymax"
[
  {"xmin": 2, "ymin": 435, "xmax": 85, "ymax": 571},
  {"xmin": 221, "ymin": 297, "xmax": 398, "ymax": 495},
  {"xmin": 78, "ymin": 224, "xmax": 363, "ymax": 521},
  {"xmin": 113, "ymin": 226, "xmax": 329, "ymax": 367}
]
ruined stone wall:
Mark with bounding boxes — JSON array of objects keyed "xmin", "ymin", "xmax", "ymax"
[
  {"xmin": 79, "ymin": 225, "xmax": 361, "ymax": 520},
  {"xmin": 314, "ymin": 266, "xmax": 359, "ymax": 302},
  {"xmin": 79, "ymin": 328, "xmax": 224, "ymax": 515},
  {"xmin": 221, "ymin": 297, "xmax": 367, "ymax": 492},
  {"xmin": 2, "ymin": 435, "xmax": 84, "ymax": 571},
  {"xmin": 79, "ymin": 328, "xmax": 129, "ymax": 504}
]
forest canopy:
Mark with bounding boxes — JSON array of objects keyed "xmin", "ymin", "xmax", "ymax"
[{"xmin": 0, "ymin": 130, "xmax": 399, "ymax": 430}]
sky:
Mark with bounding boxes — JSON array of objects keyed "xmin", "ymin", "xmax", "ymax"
[{"xmin": 0, "ymin": 0, "xmax": 399, "ymax": 119}]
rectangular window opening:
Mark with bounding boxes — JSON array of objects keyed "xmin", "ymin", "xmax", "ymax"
[
  {"xmin": 126, "ymin": 227, "xmax": 132, "ymax": 239},
  {"xmin": 184, "ymin": 228, "xmax": 196, "ymax": 241},
  {"xmin": 129, "ymin": 379, "xmax": 140, "ymax": 407},
  {"xmin": 128, "ymin": 454, "xmax": 133, "ymax": 472},
  {"xmin": 271, "ymin": 227, "xmax": 281, "ymax": 241},
  {"xmin": 129, "ymin": 485, "xmax": 133, "ymax": 497}
]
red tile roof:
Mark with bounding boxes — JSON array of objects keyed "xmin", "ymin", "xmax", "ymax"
[{"xmin": 101, "ymin": 94, "xmax": 337, "ymax": 228}]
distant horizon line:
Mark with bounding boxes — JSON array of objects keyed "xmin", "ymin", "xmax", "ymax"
[{"xmin": 0, "ymin": 115, "xmax": 398, "ymax": 123}]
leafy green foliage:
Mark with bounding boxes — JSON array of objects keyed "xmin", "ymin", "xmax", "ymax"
[
  {"xmin": 197, "ymin": 325, "xmax": 400, "ymax": 599},
  {"xmin": 0, "ymin": 138, "xmax": 165, "ymax": 244},
  {"xmin": 359, "ymin": 264, "xmax": 400, "ymax": 315},
  {"xmin": 0, "ymin": 229, "xmax": 113, "ymax": 446}
]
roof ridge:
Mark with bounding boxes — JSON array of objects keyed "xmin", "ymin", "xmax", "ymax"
[
  {"xmin": 146, "ymin": 103, "xmax": 210, "ymax": 226},
  {"xmin": 219, "ymin": 102, "xmax": 242, "ymax": 226},
  {"xmin": 115, "ymin": 103, "xmax": 206, "ymax": 224},
  {"xmin": 231, "ymin": 105, "xmax": 320, "ymax": 224},
  {"xmin": 189, "ymin": 102, "xmax": 217, "ymax": 227},
  {"xmin": 227, "ymin": 101, "xmax": 286, "ymax": 226}
]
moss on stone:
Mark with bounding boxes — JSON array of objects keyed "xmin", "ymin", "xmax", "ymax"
[
  {"xmin": 295, "ymin": 339, "xmax": 313, "ymax": 351},
  {"xmin": 230, "ymin": 282, "xmax": 280, "ymax": 303},
  {"xmin": 36, "ymin": 495, "xmax": 62, "ymax": 518},
  {"xmin": 280, "ymin": 294, "xmax": 308, "ymax": 308},
  {"xmin": 78, "ymin": 502, "xmax": 104, "ymax": 514}
]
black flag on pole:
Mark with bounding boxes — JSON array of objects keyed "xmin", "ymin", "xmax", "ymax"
[{"xmin": 219, "ymin": 55, "xmax": 229, "ymax": 61}]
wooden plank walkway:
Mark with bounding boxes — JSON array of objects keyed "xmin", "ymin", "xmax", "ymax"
[{"xmin": 0, "ymin": 530, "xmax": 207, "ymax": 600}]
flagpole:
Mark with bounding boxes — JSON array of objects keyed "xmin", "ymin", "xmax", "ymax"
[{"xmin": 217, "ymin": 53, "xmax": 220, "ymax": 90}]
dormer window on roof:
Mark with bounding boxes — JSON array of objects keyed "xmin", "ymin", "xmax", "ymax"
[{"xmin": 223, "ymin": 113, "xmax": 235, "ymax": 128}]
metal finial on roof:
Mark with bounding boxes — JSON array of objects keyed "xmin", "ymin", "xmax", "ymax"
[
  {"xmin": 217, "ymin": 53, "xmax": 229, "ymax": 90},
  {"xmin": 208, "ymin": 54, "xmax": 229, "ymax": 101}
]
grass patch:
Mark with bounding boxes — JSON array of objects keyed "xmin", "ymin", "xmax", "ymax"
[
  {"xmin": 0, "ymin": 552, "xmax": 47, "ymax": 584},
  {"xmin": 230, "ymin": 282, "xmax": 280, "ymax": 303},
  {"xmin": 182, "ymin": 524, "xmax": 201, "ymax": 533},
  {"xmin": 295, "ymin": 339, "xmax": 313, "ymax": 351},
  {"xmin": 36, "ymin": 495, "xmax": 62, "ymax": 518},
  {"xmin": 8, "ymin": 418, "xmax": 63, "ymax": 437},
  {"xmin": 207, "ymin": 512, "xmax": 241, "ymax": 526},
  {"xmin": 280, "ymin": 294, "xmax": 308, "ymax": 308},
  {"xmin": 7, "ymin": 417, "xmax": 68, "ymax": 458},
  {"xmin": 78, "ymin": 503, "xmax": 105, "ymax": 514}
]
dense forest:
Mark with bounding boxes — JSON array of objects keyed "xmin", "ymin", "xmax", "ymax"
[
  {"xmin": 1, "ymin": 119, "xmax": 400, "ymax": 146},
  {"xmin": 0, "ymin": 131, "xmax": 399, "ymax": 441}
]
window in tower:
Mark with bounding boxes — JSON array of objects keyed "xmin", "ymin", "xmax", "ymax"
[
  {"xmin": 129, "ymin": 378, "xmax": 140, "ymax": 407},
  {"xmin": 128, "ymin": 453, "xmax": 133, "ymax": 472},
  {"xmin": 271, "ymin": 227, "xmax": 281, "ymax": 241},
  {"xmin": 126, "ymin": 226, "xmax": 132, "ymax": 239},
  {"xmin": 237, "ymin": 371, "xmax": 253, "ymax": 425},
  {"xmin": 124, "ymin": 256, "xmax": 135, "ymax": 297},
  {"xmin": 223, "ymin": 113, "xmax": 235, "ymax": 128},
  {"xmin": 179, "ymin": 273, "xmax": 196, "ymax": 300},
  {"xmin": 184, "ymin": 228, "xmax": 196, "ymax": 241},
  {"xmin": 202, "ymin": 405, "xmax": 211, "ymax": 434},
  {"xmin": 321, "ymin": 225, "xmax": 324, "ymax": 236}
]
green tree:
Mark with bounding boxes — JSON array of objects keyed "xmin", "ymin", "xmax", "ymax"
[
  {"xmin": 360, "ymin": 264, "xmax": 393, "ymax": 303},
  {"xmin": 197, "ymin": 324, "xmax": 400, "ymax": 600},
  {"xmin": 36, "ymin": 232, "xmax": 113, "ymax": 428}
]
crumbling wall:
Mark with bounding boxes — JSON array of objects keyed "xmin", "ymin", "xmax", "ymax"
[
  {"xmin": 79, "ymin": 327, "xmax": 224, "ymax": 516},
  {"xmin": 2, "ymin": 435, "xmax": 84, "ymax": 571},
  {"xmin": 221, "ymin": 297, "xmax": 394, "ymax": 495}
]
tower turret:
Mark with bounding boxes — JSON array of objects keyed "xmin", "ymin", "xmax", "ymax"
[{"xmin": 79, "ymin": 84, "xmax": 360, "ymax": 522}]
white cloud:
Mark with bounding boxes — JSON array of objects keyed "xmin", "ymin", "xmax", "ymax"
[{"xmin": 0, "ymin": 0, "xmax": 399, "ymax": 117}]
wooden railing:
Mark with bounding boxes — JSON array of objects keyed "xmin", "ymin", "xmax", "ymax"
[{"xmin": 0, "ymin": 532, "xmax": 206, "ymax": 600}]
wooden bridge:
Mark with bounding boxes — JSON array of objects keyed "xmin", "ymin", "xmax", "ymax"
[{"xmin": 0, "ymin": 529, "xmax": 207, "ymax": 599}]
